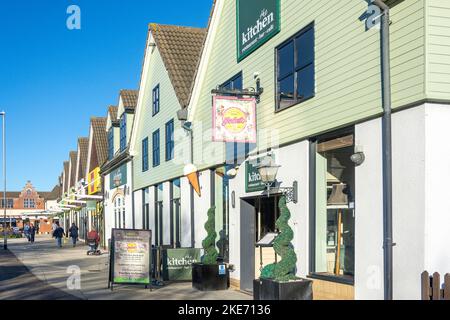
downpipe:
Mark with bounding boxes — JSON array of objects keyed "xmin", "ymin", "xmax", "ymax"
[{"xmin": 373, "ymin": 0, "xmax": 394, "ymax": 301}]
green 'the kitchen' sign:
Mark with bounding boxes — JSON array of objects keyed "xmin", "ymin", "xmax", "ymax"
[
  {"xmin": 237, "ymin": 0, "xmax": 280, "ymax": 62},
  {"xmin": 110, "ymin": 164, "xmax": 127, "ymax": 189},
  {"xmin": 162, "ymin": 248, "xmax": 201, "ymax": 281}
]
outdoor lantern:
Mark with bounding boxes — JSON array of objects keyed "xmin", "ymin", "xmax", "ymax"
[
  {"xmin": 256, "ymin": 157, "xmax": 280, "ymax": 185},
  {"xmin": 255, "ymin": 155, "xmax": 298, "ymax": 204}
]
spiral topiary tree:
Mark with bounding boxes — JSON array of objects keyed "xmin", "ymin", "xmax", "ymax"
[
  {"xmin": 260, "ymin": 196, "xmax": 297, "ymax": 281},
  {"xmin": 201, "ymin": 206, "xmax": 219, "ymax": 265}
]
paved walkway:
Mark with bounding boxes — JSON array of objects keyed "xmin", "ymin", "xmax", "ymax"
[{"xmin": 2, "ymin": 236, "xmax": 252, "ymax": 300}]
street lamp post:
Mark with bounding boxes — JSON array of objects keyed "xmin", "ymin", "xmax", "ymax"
[{"xmin": 1, "ymin": 112, "xmax": 6, "ymax": 250}]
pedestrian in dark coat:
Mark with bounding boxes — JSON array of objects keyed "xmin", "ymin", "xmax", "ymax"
[
  {"xmin": 68, "ymin": 223, "xmax": 79, "ymax": 247},
  {"xmin": 29, "ymin": 224, "xmax": 36, "ymax": 244}
]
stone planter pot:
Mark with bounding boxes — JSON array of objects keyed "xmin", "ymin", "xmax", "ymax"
[
  {"xmin": 253, "ymin": 278, "xmax": 313, "ymax": 300},
  {"xmin": 192, "ymin": 263, "xmax": 230, "ymax": 291}
]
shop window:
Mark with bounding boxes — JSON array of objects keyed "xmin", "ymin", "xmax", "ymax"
[
  {"xmin": 108, "ymin": 127, "xmax": 114, "ymax": 160},
  {"xmin": 142, "ymin": 137, "xmax": 149, "ymax": 172},
  {"xmin": 142, "ymin": 188, "xmax": 150, "ymax": 231},
  {"xmin": 152, "ymin": 84, "xmax": 160, "ymax": 116},
  {"xmin": 152, "ymin": 129, "xmax": 160, "ymax": 167},
  {"xmin": 170, "ymin": 179, "xmax": 181, "ymax": 248},
  {"xmin": 310, "ymin": 130, "xmax": 355, "ymax": 283},
  {"xmin": 119, "ymin": 114, "xmax": 127, "ymax": 152},
  {"xmin": 165, "ymin": 119, "xmax": 174, "ymax": 161},
  {"xmin": 276, "ymin": 23, "xmax": 315, "ymax": 111}
]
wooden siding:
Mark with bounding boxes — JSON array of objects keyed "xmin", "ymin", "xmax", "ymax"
[
  {"xmin": 132, "ymin": 47, "xmax": 189, "ymax": 191},
  {"xmin": 426, "ymin": 0, "xmax": 450, "ymax": 99},
  {"xmin": 192, "ymin": 0, "xmax": 427, "ymax": 170}
]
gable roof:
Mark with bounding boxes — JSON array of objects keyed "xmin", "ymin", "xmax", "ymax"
[
  {"xmin": 149, "ymin": 23, "xmax": 206, "ymax": 107},
  {"xmin": 63, "ymin": 161, "xmax": 69, "ymax": 194},
  {"xmin": 69, "ymin": 151, "xmax": 78, "ymax": 189},
  {"xmin": 120, "ymin": 90, "xmax": 139, "ymax": 111},
  {"xmin": 91, "ymin": 117, "xmax": 108, "ymax": 168},
  {"xmin": 108, "ymin": 105, "xmax": 118, "ymax": 122},
  {"xmin": 77, "ymin": 137, "xmax": 89, "ymax": 181}
]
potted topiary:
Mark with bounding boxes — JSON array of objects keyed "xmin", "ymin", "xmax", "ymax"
[
  {"xmin": 192, "ymin": 206, "xmax": 230, "ymax": 291},
  {"xmin": 254, "ymin": 196, "xmax": 313, "ymax": 300}
]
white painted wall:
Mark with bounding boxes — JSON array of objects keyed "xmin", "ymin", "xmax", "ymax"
[
  {"xmin": 392, "ymin": 105, "xmax": 426, "ymax": 300},
  {"xmin": 133, "ymin": 189, "xmax": 143, "ymax": 230},
  {"xmin": 355, "ymin": 118, "xmax": 384, "ymax": 300},
  {"xmin": 180, "ymin": 177, "xmax": 192, "ymax": 248},
  {"xmin": 163, "ymin": 181, "xmax": 171, "ymax": 246},
  {"xmin": 423, "ymin": 103, "xmax": 450, "ymax": 277}
]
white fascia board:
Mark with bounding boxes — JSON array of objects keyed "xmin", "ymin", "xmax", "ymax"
[
  {"xmin": 187, "ymin": 0, "xmax": 224, "ymax": 123},
  {"xmin": 129, "ymin": 30, "xmax": 156, "ymax": 156},
  {"xmin": 117, "ymin": 96, "xmax": 125, "ymax": 118},
  {"xmin": 75, "ymin": 144, "xmax": 81, "ymax": 183}
]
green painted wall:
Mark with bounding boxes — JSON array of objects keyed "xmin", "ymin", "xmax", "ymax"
[
  {"xmin": 426, "ymin": 0, "xmax": 450, "ymax": 100},
  {"xmin": 192, "ymin": 0, "xmax": 427, "ymax": 170},
  {"xmin": 132, "ymin": 47, "xmax": 189, "ymax": 191}
]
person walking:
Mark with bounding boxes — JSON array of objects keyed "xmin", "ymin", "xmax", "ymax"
[
  {"xmin": 23, "ymin": 223, "xmax": 31, "ymax": 242},
  {"xmin": 29, "ymin": 224, "xmax": 36, "ymax": 244},
  {"xmin": 68, "ymin": 223, "xmax": 79, "ymax": 247},
  {"xmin": 53, "ymin": 222, "xmax": 65, "ymax": 248}
]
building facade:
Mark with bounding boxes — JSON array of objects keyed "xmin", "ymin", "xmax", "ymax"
[{"xmin": 102, "ymin": 90, "xmax": 138, "ymax": 246}]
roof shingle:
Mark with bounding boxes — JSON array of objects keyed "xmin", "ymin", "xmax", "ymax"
[
  {"xmin": 91, "ymin": 117, "xmax": 108, "ymax": 168},
  {"xmin": 149, "ymin": 24, "xmax": 206, "ymax": 108},
  {"xmin": 120, "ymin": 90, "xmax": 139, "ymax": 110}
]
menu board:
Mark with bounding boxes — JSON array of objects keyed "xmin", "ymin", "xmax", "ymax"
[{"xmin": 109, "ymin": 229, "xmax": 152, "ymax": 286}]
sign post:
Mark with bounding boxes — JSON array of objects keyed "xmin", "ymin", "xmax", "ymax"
[{"xmin": 108, "ymin": 229, "xmax": 152, "ymax": 292}]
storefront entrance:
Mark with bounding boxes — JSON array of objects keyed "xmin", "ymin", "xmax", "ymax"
[{"xmin": 240, "ymin": 194, "xmax": 281, "ymax": 293}]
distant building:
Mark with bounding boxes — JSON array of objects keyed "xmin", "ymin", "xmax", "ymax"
[{"xmin": 0, "ymin": 181, "xmax": 61, "ymax": 234}]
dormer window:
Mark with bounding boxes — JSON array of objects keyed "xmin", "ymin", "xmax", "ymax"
[{"xmin": 120, "ymin": 114, "xmax": 127, "ymax": 152}]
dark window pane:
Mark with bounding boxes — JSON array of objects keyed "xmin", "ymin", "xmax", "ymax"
[
  {"xmin": 232, "ymin": 74, "xmax": 243, "ymax": 90},
  {"xmin": 296, "ymin": 28, "xmax": 314, "ymax": 69},
  {"xmin": 278, "ymin": 41, "xmax": 294, "ymax": 79},
  {"xmin": 279, "ymin": 74, "xmax": 295, "ymax": 102},
  {"xmin": 297, "ymin": 64, "xmax": 315, "ymax": 100}
]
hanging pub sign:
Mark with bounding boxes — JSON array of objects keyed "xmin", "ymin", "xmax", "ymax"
[
  {"xmin": 108, "ymin": 229, "xmax": 152, "ymax": 291},
  {"xmin": 110, "ymin": 164, "xmax": 127, "ymax": 189},
  {"xmin": 236, "ymin": 0, "xmax": 280, "ymax": 62},
  {"xmin": 212, "ymin": 96, "xmax": 257, "ymax": 143}
]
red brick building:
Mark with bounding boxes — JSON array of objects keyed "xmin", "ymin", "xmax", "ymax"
[{"xmin": 0, "ymin": 181, "xmax": 61, "ymax": 234}]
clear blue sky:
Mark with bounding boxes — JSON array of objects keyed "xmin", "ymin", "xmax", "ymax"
[{"xmin": 0, "ymin": 0, "xmax": 212, "ymax": 191}]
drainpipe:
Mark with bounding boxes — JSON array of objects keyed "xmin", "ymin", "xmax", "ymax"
[{"xmin": 373, "ymin": 0, "xmax": 394, "ymax": 301}]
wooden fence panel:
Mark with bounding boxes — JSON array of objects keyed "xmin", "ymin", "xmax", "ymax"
[
  {"xmin": 422, "ymin": 271, "xmax": 450, "ymax": 300},
  {"xmin": 445, "ymin": 274, "xmax": 450, "ymax": 301},
  {"xmin": 421, "ymin": 271, "xmax": 430, "ymax": 300}
]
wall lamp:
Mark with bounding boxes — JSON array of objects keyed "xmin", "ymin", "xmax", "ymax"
[{"xmin": 256, "ymin": 155, "xmax": 298, "ymax": 204}]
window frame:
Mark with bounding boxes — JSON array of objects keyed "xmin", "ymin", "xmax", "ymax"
[
  {"xmin": 142, "ymin": 137, "xmax": 149, "ymax": 172},
  {"xmin": 119, "ymin": 113, "xmax": 127, "ymax": 152},
  {"xmin": 152, "ymin": 129, "xmax": 160, "ymax": 168},
  {"xmin": 108, "ymin": 127, "xmax": 114, "ymax": 160},
  {"xmin": 165, "ymin": 119, "xmax": 175, "ymax": 162},
  {"xmin": 308, "ymin": 126, "xmax": 355, "ymax": 286},
  {"xmin": 152, "ymin": 84, "xmax": 160, "ymax": 116},
  {"xmin": 275, "ymin": 22, "xmax": 315, "ymax": 112}
]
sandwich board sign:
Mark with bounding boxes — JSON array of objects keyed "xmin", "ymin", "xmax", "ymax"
[{"xmin": 108, "ymin": 229, "xmax": 152, "ymax": 291}]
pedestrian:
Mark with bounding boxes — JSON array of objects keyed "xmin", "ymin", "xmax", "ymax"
[
  {"xmin": 53, "ymin": 221, "xmax": 65, "ymax": 248},
  {"xmin": 24, "ymin": 223, "xmax": 31, "ymax": 242},
  {"xmin": 68, "ymin": 223, "xmax": 79, "ymax": 247},
  {"xmin": 29, "ymin": 224, "xmax": 36, "ymax": 244}
]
